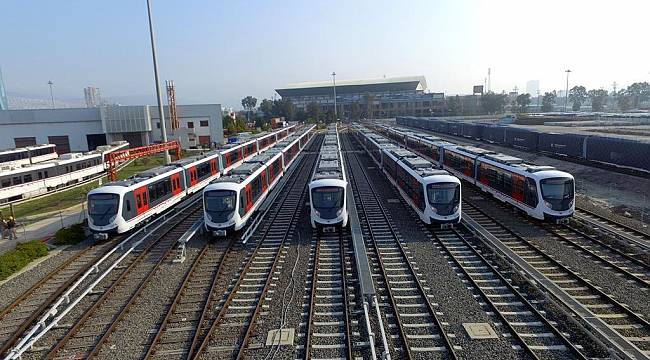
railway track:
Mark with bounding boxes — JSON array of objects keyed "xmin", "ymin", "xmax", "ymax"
[
  {"xmin": 192, "ymin": 141, "xmax": 319, "ymax": 359},
  {"xmin": 432, "ymin": 226, "xmax": 586, "ymax": 359},
  {"xmin": 346, "ymin": 149, "xmax": 458, "ymax": 359},
  {"xmin": 304, "ymin": 230, "xmax": 354, "ymax": 359},
  {"xmin": 144, "ymin": 238, "xmax": 236, "ymax": 359},
  {"xmin": 16, "ymin": 203, "xmax": 204, "ymax": 359},
  {"xmin": 574, "ymin": 207, "xmax": 650, "ymax": 251},
  {"xmin": 462, "ymin": 201, "xmax": 650, "ymax": 357},
  {"xmin": 0, "ymin": 237, "xmax": 122, "ymax": 355}
]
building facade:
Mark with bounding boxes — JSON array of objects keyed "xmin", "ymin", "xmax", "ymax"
[
  {"xmin": 0, "ymin": 104, "xmax": 224, "ymax": 153},
  {"xmin": 526, "ymin": 80, "xmax": 539, "ymax": 96},
  {"xmin": 84, "ymin": 87, "xmax": 102, "ymax": 108},
  {"xmin": 275, "ymin": 76, "xmax": 445, "ymax": 119}
]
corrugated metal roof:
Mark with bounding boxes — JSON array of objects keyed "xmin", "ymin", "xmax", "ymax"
[
  {"xmin": 276, "ymin": 76, "xmax": 427, "ymax": 97},
  {"xmin": 280, "ymin": 75, "xmax": 426, "ymax": 90}
]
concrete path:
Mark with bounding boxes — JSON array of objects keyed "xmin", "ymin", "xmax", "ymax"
[{"xmin": 0, "ymin": 203, "xmax": 86, "ymax": 254}]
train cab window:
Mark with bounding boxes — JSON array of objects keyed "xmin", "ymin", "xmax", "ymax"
[
  {"xmin": 540, "ymin": 177, "xmax": 574, "ymax": 211},
  {"xmin": 239, "ymin": 191, "xmax": 247, "ymax": 217},
  {"xmin": 427, "ymin": 182, "xmax": 460, "ymax": 216},
  {"xmin": 126, "ymin": 200, "xmax": 131, "ymax": 212},
  {"xmin": 205, "ymin": 190, "xmax": 237, "ymax": 223},
  {"xmin": 524, "ymin": 177, "xmax": 538, "ymax": 207},
  {"xmin": 88, "ymin": 193, "xmax": 119, "ymax": 226},
  {"xmin": 311, "ymin": 187, "xmax": 344, "ymax": 220}
]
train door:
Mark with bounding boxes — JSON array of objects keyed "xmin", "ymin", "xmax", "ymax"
[
  {"xmin": 210, "ymin": 159, "xmax": 218, "ymax": 176},
  {"xmin": 190, "ymin": 167, "xmax": 198, "ymax": 187},
  {"xmin": 134, "ymin": 186, "xmax": 150, "ymax": 215},
  {"xmin": 245, "ymin": 184, "xmax": 253, "ymax": 213},
  {"xmin": 171, "ymin": 173, "xmax": 183, "ymax": 196}
]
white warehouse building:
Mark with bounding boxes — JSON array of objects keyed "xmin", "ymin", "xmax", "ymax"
[{"xmin": 0, "ymin": 104, "xmax": 224, "ymax": 153}]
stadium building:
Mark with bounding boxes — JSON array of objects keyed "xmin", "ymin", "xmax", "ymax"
[
  {"xmin": 275, "ymin": 75, "xmax": 445, "ymax": 119},
  {"xmin": 0, "ymin": 104, "xmax": 224, "ymax": 153}
]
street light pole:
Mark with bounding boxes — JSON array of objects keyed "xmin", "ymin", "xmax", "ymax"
[
  {"xmin": 332, "ymin": 72, "xmax": 337, "ymax": 122},
  {"xmin": 146, "ymin": 0, "xmax": 171, "ymax": 164},
  {"xmin": 565, "ymin": 69, "xmax": 571, "ymax": 111},
  {"xmin": 47, "ymin": 81, "xmax": 55, "ymax": 109}
]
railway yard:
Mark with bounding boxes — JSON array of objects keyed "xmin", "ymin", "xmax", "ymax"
[{"xmin": 0, "ymin": 123, "xmax": 649, "ymax": 360}]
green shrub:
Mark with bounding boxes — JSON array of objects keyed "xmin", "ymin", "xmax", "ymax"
[
  {"xmin": 53, "ymin": 224, "xmax": 86, "ymax": 245},
  {"xmin": 0, "ymin": 240, "xmax": 49, "ymax": 281}
]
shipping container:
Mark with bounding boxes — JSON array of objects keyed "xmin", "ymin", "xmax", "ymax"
[
  {"xmin": 461, "ymin": 123, "xmax": 484, "ymax": 139},
  {"xmin": 482, "ymin": 125, "xmax": 507, "ymax": 144},
  {"xmin": 448, "ymin": 122, "xmax": 462, "ymax": 136},
  {"xmin": 505, "ymin": 128, "xmax": 539, "ymax": 150},
  {"xmin": 538, "ymin": 133, "xmax": 587, "ymax": 158},
  {"xmin": 585, "ymin": 137, "xmax": 650, "ymax": 172}
]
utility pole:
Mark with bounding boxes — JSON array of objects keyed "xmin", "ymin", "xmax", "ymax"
[
  {"xmin": 487, "ymin": 68, "xmax": 491, "ymax": 92},
  {"xmin": 332, "ymin": 72, "xmax": 337, "ymax": 122},
  {"xmin": 47, "ymin": 81, "xmax": 55, "ymax": 109},
  {"xmin": 146, "ymin": 0, "xmax": 171, "ymax": 164},
  {"xmin": 565, "ymin": 69, "xmax": 571, "ymax": 111}
]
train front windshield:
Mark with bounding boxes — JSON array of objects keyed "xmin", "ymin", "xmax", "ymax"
[
  {"xmin": 427, "ymin": 183, "xmax": 460, "ymax": 216},
  {"xmin": 540, "ymin": 177, "xmax": 574, "ymax": 211},
  {"xmin": 88, "ymin": 194, "xmax": 119, "ymax": 226},
  {"xmin": 312, "ymin": 187, "xmax": 344, "ymax": 219},
  {"xmin": 204, "ymin": 190, "xmax": 237, "ymax": 223}
]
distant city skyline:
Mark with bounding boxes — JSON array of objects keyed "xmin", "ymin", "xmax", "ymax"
[{"xmin": 2, "ymin": 0, "xmax": 649, "ymax": 109}]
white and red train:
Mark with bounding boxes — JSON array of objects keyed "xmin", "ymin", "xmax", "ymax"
[
  {"xmin": 355, "ymin": 126, "xmax": 462, "ymax": 225},
  {"xmin": 203, "ymin": 125, "xmax": 316, "ymax": 236},
  {"xmin": 1, "ymin": 142, "xmax": 129, "ymax": 204},
  {"xmin": 370, "ymin": 124, "xmax": 575, "ymax": 221},
  {"xmin": 87, "ymin": 125, "xmax": 298, "ymax": 237}
]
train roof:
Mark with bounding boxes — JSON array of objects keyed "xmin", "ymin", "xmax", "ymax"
[
  {"xmin": 313, "ymin": 127, "xmax": 344, "ymax": 181},
  {"xmin": 106, "ymin": 165, "xmax": 181, "ymax": 187}
]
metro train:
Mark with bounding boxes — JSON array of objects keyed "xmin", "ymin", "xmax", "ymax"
[
  {"xmin": 355, "ymin": 128, "xmax": 461, "ymax": 225},
  {"xmin": 396, "ymin": 116, "xmax": 650, "ymax": 173},
  {"xmin": 87, "ymin": 126, "xmax": 297, "ymax": 236},
  {"xmin": 309, "ymin": 124, "xmax": 348, "ymax": 230},
  {"xmin": 203, "ymin": 125, "xmax": 316, "ymax": 236},
  {"xmin": 369, "ymin": 124, "xmax": 575, "ymax": 221},
  {"xmin": 0, "ymin": 144, "xmax": 58, "ymax": 168},
  {"xmin": 1, "ymin": 142, "xmax": 129, "ymax": 203}
]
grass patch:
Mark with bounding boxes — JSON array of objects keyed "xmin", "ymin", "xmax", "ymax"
[
  {"xmin": 52, "ymin": 223, "xmax": 86, "ymax": 245},
  {"xmin": 2, "ymin": 156, "xmax": 166, "ymax": 220},
  {"xmin": 0, "ymin": 240, "xmax": 49, "ymax": 281}
]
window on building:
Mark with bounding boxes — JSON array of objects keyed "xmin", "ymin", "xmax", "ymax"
[
  {"xmin": 187, "ymin": 122, "xmax": 194, "ymax": 128},
  {"xmin": 200, "ymin": 120, "xmax": 209, "ymax": 127},
  {"xmin": 156, "ymin": 122, "xmax": 161, "ymax": 129}
]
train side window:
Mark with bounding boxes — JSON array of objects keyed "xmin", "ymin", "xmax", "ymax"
[
  {"xmin": 24, "ymin": 174, "xmax": 32, "ymax": 182},
  {"xmin": 126, "ymin": 200, "xmax": 131, "ymax": 212},
  {"xmin": 44, "ymin": 171, "xmax": 48, "ymax": 178},
  {"xmin": 137, "ymin": 194, "xmax": 142, "ymax": 208},
  {"xmin": 1, "ymin": 178, "xmax": 10, "ymax": 188},
  {"xmin": 13, "ymin": 177, "xmax": 22, "ymax": 185},
  {"xmin": 239, "ymin": 191, "xmax": 246, "ymax": 217},
  {"xmin": 38, "ymin": 172, "xmax": 43, "ymax": 180}
]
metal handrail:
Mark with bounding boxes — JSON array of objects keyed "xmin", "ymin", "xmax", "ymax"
[{"xmin": 4, "ymin": 194, "xmax": 201, "ymax": 360}]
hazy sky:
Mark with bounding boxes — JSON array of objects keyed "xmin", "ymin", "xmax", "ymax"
[{"xmin": 3, "ymin": 0, "xmax": 649, "ymax": 108}]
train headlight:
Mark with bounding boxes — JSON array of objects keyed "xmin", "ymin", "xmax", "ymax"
[
  {"xmin": 453, "ymin": 205, "xmax": 459, "ymax": 213},
  {"xmin": 109, "ymin": 215, "xmax": 117, "ymax": 224},
  {"xmin": 569, "ymin": 198, "xmax": 575, "ymax": 208},
  {"xmin": 206, "ymin": 213, "xmax": 213, "ymax": 222},
  {"xmin": 336, "ymin": 208, "xmax": 343, "ymax": 216},
  {"xmin": 544, "ymin": 200, "xmax": 553, "ymax": 209},
  {"xmin": 430, "ymin": 207, "xmax": 437, "ymax": 214}
]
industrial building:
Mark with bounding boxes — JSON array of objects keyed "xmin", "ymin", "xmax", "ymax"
[
  {"xmin": 84, "ymin": 87, "xmax": 102, "ymax": 108},
  {"xmin": 0, "ymin": 104, "xmax": 224, "ymax": 153},
  {"xmin": 275, "ymin": 75, "xmax": 445, "ymax": 118}
]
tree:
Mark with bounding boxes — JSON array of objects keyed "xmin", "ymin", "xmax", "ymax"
[
  {"xmin": 241, "ymin": 96, "xmax": 257, "ymax": 122},
  {"xmin": 541, "ymin": 91, "xmax": 556, "ymax": 112},
  {"xmin": 588, "ymin": 89, "xmax": 608, "ymax": 112},
  {"xmin": 617, "ymin": 90, "xmax": 632, "ymax": 111},
  {"xmin": 306, "ymin": 102, "xmax": 321, "ymax": 123},
  {"xmin": 273, "ymin": 98, "xmax": 296, "ymax": 121},
  {"xmin": 625, "ymin": 82, "xmax": 650, "ymax": 109},
  {"xmin": 515, "ymin": 93, "xmax": 531, "ymax": 113},
  {"xmin": 447, "ymin": 95, "xmax": 461, "ymax": 115},
  {"xmin": 350, "ymin": 102, "xmax": 362, "ymax": 120},
  {"xmin": 259, "ymin": 99, "xmax": 274, "ymax": 119},
  {"xmin": 568, "ymin": 86, "xmax": 587, "ymax": 111},
  {"xmin": 480, "ymin": 91, "xmax": 507, "ymax": 114},
  {"xmin": 363, "ymin": 92, "xmax": 375, "ymax": 119},
  {"xmin": 324, "ymin": 109, "xmax": 335, "ymax": 124}
]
